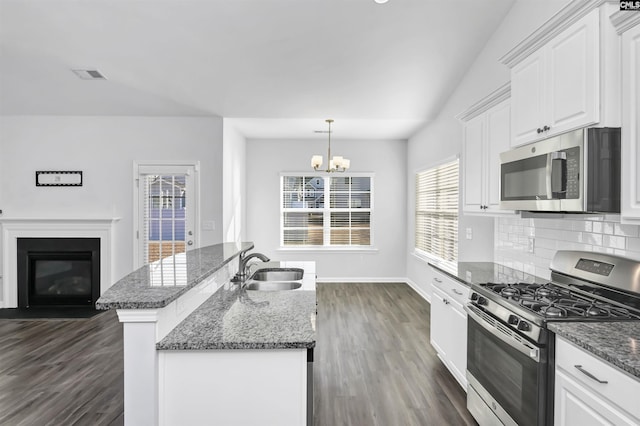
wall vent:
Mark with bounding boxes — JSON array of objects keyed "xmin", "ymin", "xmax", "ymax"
[{"xmin": 72, "ymin": 69, "xmax": 106, "ymax": 80}]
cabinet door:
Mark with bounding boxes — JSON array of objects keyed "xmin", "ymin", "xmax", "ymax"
[
  {"xmin": 462, "ymin": 115, "xmax": 485, "ymax": 212},
  {"xmin": 547, "ymin": 9, "xmax": 599, "ymax": 136},
  {"xmin": 555, "ymin": 370, "xmax": 639, "ymax": 426},
  {"xmin": 622, "ymin": 24, "xmax": 640, "ymax": 223},
  {"xmin": 485, "ymin": 100, "xmax": 511, "ymax": 212},
  {"xmin": 448, "ymin": 300, "xmax": 468, "ymax": 390},
  {"xmin": 430, "ymin": 286, "xmax": 449, "ymax": 358},
  {"xmin": 511, "ymin": 49, "xmax": 546, "ymax": 147}
]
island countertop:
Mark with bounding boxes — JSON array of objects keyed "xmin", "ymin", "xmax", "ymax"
[
  {"xmin": 96, "ymin": 242, "xmax": 253, "ymax": 310},
  {"xmin": 157, "ymin": 285, "xmax": 316, "ymax": 350}
]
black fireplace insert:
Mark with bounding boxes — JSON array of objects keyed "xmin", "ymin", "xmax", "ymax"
[{"xmin": 17, "ymin": 238, "xmax": 100, "ymax": 308}]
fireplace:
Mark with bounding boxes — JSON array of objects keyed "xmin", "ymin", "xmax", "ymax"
[{"xmin": 17, "ymin": 238, "xmax": 100, "ymax": 308}]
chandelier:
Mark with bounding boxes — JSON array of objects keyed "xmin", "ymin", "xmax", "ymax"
[{"xmin": 310, "ymin": 119, "xmax": 350, "ymax": 172}]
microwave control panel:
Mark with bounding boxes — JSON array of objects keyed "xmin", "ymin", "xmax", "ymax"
[{"xmin": 565, "ymin": 147, "xmax": 580, "ymax": 199}]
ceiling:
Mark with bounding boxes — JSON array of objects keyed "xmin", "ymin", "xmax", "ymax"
[{"xmin": 0, "ymin": 0, "xmax": 516, "ymax": 139}]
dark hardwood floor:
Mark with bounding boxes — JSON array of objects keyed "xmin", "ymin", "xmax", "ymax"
[
  {"xmin": 314, "ymin": 283, "xmax": 477, "ymax": 426},
  {"xmin": 0, "ymin": 310, "xmax": 124, "ymax": 426},
  {"xmin": 0, "ymin": 283, "xmax": 476, "ymax": 426}
]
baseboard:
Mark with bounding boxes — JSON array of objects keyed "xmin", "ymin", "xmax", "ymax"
[{"xmin": 405, "ymin": 278, "xmax": 431, "ymax": 303}]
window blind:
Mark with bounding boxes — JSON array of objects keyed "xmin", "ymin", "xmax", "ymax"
[
  {"xmin": 281, "ymin": 174, "xmax": 372, "ymax": 247},
  {"xmin": 415, "ymin": 159, "xmax": 459, "ymax": 268}
]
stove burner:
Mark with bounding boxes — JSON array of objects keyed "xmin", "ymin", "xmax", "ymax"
[
  {"xmin": 500, "ymin": 286, "xmax": 520, "ymax": 298},
  {"xmin": 585, "ymin": 305, "xmax": 609, "ymax": 317},
  {"xmin": 539, "ymin": 305, "xmax": 566, "ymax": 318},
  {"xmin": 535, "ymin": 285, "xmax": 559, "ymax": 298}
]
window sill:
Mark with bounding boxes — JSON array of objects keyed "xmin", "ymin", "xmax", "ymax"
[
  {"xmin": 277, "ymin": 246, "xmax": 379, "ymax": 254},
  {"xmin": 412, "ymin": 250, "xmax": 457, "ymax": 274}
]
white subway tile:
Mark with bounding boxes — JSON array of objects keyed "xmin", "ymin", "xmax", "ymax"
[
  {"xmin": 602, "ymin": 222, "xmax": 615, "ymax": 235},
  {"xmin": 592, "ymin": 222, "xmax": 603, "ymax": 233},
  {"xmin": 614, "ymin": 224, "xmax": 639, "ymax": 237},
  {"xmin": 627, "ymin": 237, "xmax": 640, "ymax": 253},
  {"xmin": 582, "ymin": 233, "xmax": 603, "ymax": 246},
  {"xmin": 603, "ymin": 235, "xmax": 626, "ymax": 250}
]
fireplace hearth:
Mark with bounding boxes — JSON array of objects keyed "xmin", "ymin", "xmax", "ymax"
[{"xmin": 17, "ymin": 238, "xmax": 100, "ymax": 308}]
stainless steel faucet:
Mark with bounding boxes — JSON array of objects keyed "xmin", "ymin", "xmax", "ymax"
[{"xmin": 234, "ymin": 251, "xmax": 270, "ymax": 282}]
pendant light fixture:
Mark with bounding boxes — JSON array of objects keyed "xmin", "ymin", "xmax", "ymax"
[{"xmin": 310, "ymin": 119, "xmax": 350, "ymax": 172}]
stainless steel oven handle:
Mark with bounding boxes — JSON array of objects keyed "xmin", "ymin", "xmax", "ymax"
[{"xmin": 466, "ymin": 304, "xmax": 540, "ymax": 362}]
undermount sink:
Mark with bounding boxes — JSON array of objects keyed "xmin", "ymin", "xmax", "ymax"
[
  {"xmin": 250, "ymin": 268, "xmax": 304, "ymax": 282},
  {"xmin": 245, "ymin": 281, "xmax": 302, "ymax": 291}
]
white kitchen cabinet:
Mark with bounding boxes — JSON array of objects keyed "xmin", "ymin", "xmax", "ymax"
[
  {"xmin": 429, "ymin": 267, "xmax": 469, "ymax": 390},
  {"xmin": 511, "ymin": 9, "xmax": 599, "ymax": 146},
  {"xmin": 617, "ymin": 17, "xmax": 640, "ymax": 224},
  {"xmin": 461, "ymin": 95, "xmax": 512, "ymax": 215},
  {"xmin": 554, "ymin": 336, "xmax": 640, "ymax": 426}
]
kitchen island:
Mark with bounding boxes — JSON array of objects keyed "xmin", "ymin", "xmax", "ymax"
[{"xmin": 96, "ymin": 242, "xmax": 316, "ymax": 426}]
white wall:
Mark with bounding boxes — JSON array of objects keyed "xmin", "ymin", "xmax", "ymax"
[
  {"xmin": 405, "ymin": 0, "xmax": 572, "ymax": 298},
  {"xmin": 495, "ymin": 216, "xmax": 640, "ymax": 280},
  {"xmin": 245, "ymin": 138, "xmax": 407, "ymax": 280},
  {"xmin": 222, "ymin": 120, "xmax": 247, "ymax": 244},
  {"xmin": 0, "ymin": 115, "xmax": 224, "ymax": 284}
]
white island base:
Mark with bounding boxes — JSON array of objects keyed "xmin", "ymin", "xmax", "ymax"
[{"xmin": 159, "ymin": 349, "xmax": 309, "ymax": 426}]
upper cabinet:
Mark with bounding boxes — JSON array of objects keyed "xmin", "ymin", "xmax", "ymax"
[
  {"xmin": 612, "ymin": 12, "xmax": 640, "ymax": 224},
  {"xmin": 502, "ymin": 2, "xmax": 620, "ymax": 147},
  {"xmin": 458, "ymin": 83, "xmax": 514, "ymax": 215}
]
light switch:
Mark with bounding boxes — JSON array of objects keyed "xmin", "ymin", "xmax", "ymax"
[
  {"xmin": 528, "ymin": 237, "xmax": 535, "ymax": 253},
  {"xmin": 466, "ymin": 227, "xmax": 473, "ymax": 240}
]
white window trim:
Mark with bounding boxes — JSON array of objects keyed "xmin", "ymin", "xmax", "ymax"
[
  {"xmin": 279, "ymin": 172, "xmax": 375, "ymax": 250},
  {"xmin": 132, "ymin": 160, "xmax": 201, "ymax": 269}
]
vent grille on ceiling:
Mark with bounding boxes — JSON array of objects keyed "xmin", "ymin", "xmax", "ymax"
[{"xmin": 72, "ymin": 69, "xmax": 106, "ymax": 80}]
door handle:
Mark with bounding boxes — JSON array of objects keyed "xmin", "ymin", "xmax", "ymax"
[
  {"xmin": 574, "ymin": 365, "xmax": 608, "ymax": 384},
  {"xmin": 187, "ymin": 240, "xmax": 193, "ymax": 246}
]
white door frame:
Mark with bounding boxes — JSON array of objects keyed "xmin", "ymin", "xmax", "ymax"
[{"xmin": 132, "ymin": 160, "xmax": 200, "ymax": 269}]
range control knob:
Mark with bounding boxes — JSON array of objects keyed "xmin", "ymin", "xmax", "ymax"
[
  {"xmin": 508, "ymin": 315, "xmax": 520, "ymax": 326},
  {"xmin": 517, "ymin": 321, "xmax": 530, "ymax": 331},
  {"xmin": 477, "ymin": 296, "xmax": 487, "ymax": 306},
  {"xmin": 470, "ymin": 292, "xmax": 479, "ymax": 301}
]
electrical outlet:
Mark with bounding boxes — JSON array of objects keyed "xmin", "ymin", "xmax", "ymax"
[
  {"xmin": 528, "ymin": 237, "xmax": 535, "ymax": 253},
  {"xmin": 466, "ymin": 227, "xmax": 473, "ymax": 240}
]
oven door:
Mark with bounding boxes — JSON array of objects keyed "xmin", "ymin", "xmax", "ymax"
[{"xmin": 466, "ymin": 304, "xmax": 549, "ymax": 426}]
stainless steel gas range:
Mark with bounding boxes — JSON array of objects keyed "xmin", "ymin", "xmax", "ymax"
[{"xmin": 466, "ymin": 250, "xmax": 640, "ymax": 426}]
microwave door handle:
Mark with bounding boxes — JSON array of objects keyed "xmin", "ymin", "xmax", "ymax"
[
  {"xmin": 550, "ymin": 151, "xmax": 567, "ymax": 198},
  {"xmin": 546, "ymin": 153, "xmax": 553, "ymax": 200}
]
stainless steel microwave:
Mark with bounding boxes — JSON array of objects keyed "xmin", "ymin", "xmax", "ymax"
[{"xmin": 499, "ymin": 128, "xmax": 621, "ymax": 212}]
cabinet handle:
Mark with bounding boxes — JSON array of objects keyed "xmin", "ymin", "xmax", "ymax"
[
  {"xmin": 574, "ymin": 365, "xmax": 608, "ymax": 384},
  {"xmin": 452, "ymin": 289, "xmax": 463, "ymax": 296},
  {"xmin": 434, "ymin": 278, "xmax": 442, "ymax": 283},
  {"xmin": 543, "ymin": 125, "xmax": 550, "ymax": 132},
  {"xmin": 443, "ymin": 299, "xmax": 450, "ymax": 305},
  {"xmin": 537, "ymin": 128, "xmax": 543, "ymax": 134}
]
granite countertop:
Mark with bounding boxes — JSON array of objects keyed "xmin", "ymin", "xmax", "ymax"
[
  {"xmin": 96, "ymin": 242, "xmax": 253, "ymax": 310},
  {"xmin": 157, "ymin": 286, "xmax": 316, "ymax": 350},
  {"xmin": 429, "ymin": 261, "xmax": 545, "ymax": 287},
  {"xmin": 549, "ymin": 322, "xmax": 640, "ymax": 380}
]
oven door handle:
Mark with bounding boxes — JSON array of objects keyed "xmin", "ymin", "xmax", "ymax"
[{"xmin": 466, "ymin": 304, "xmax": 540, "ymax": 362}]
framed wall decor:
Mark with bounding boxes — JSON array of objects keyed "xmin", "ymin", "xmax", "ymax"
[{"xmin": 35, "ymin": 171, "xmax": 83, "ymax": 187}]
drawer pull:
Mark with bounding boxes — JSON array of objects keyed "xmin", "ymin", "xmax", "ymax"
[
  {"xmin": 452, "ymin": 289, "xmax": 463, "ymax": 296},
  {"xmin": 434, "ymin": 278, "xmax": 442, "ymax": 283},
  {"xmin": 574, "ymin": 365, "xmax": 608, "ymax": 384}
]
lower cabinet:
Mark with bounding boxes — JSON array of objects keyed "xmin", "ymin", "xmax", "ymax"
[
  {"xmin": 429, "ymin": 267, "xmax": 470, "ymax": 390},
  {"xmin": 554, "ymin": 336, "xmax": 640, "ymax": 426}
]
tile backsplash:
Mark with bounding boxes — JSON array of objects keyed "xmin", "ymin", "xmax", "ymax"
[{"xmin": 494, "ymin": 215, "xmax": 640, "ymax": 280}]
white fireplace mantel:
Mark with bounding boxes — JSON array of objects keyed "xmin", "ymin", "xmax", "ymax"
[{"xmin": 0, "ymin": 217, "xmax": 120, "ymax": 308}]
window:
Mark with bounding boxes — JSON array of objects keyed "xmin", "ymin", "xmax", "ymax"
[
  {"xmin": 415, "ymin": 159, "xmax": 459, "ymax": 269},
  {"xmin": 281, "ymin": 174, "xmax": 373, "ymax": 247}
]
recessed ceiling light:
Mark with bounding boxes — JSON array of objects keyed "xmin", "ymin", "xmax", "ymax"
[
  {"xmin": 72, "ymin": 69, "xmax": 106, "ymax": 80},
  {"xmin": 374, "ymin": 0, "xmax": 389, "ymax": 3}
]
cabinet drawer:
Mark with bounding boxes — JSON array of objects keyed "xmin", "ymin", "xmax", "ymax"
[
  {"xmin": 430, "ymin": 268, "xmax": 470, "ymax": 306},
  {"xmin": 555, "ymin": 336, "xmax": 640, "ymax": 420}
]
